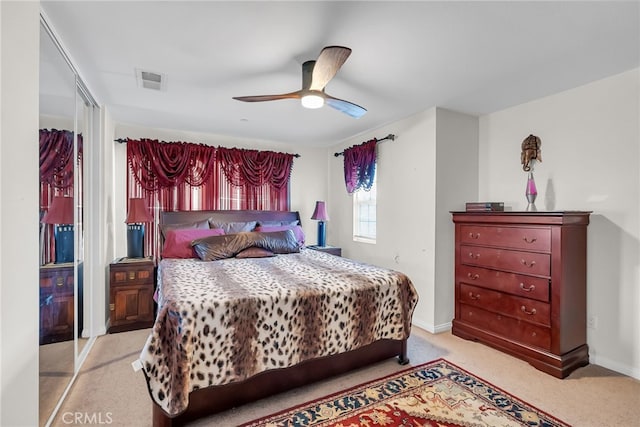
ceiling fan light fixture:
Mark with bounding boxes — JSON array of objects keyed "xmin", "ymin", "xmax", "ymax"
[{"xmin": 301, "ymin": 93, "xmax": 324, "ymax": 109}]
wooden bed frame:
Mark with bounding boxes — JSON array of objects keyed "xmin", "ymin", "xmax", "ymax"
[{"xmin": 152, "ymin": 210, "xmax": 410, "ymax": 427}]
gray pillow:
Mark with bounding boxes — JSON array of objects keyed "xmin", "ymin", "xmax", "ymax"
[
  {"xmin": 208, "ymin": 220, "xmax": 257, "ymax": 234},
  {"xmin": 257, "ymin": 220, "xmax": 299, "ymax": 227},
  {"xmin": 159, "ymin": 219, "xmax": 209, "ymax": 238}
]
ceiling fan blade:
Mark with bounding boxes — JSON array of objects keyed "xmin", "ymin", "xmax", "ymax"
[
  {"xmin": 324, "ymin": 93, "xmax": 367, "ymax": 118},
  {"xmin": 309, "ymin": 46, "xmax": 352, "ymax": 91},
  {"xmin": 233, "ymin": 91, "xmax": 302, "ymax": 102}
]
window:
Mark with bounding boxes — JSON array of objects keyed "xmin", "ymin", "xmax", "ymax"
[{"xmin": 353, "ymin": 179, "xmax": 376, "ymax": 243}]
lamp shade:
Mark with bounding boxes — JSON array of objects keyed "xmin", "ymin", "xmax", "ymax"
[
  {"xmin": 42, "ymin": 196, "xmax": 74, "ymax": 224},
  {"xmin": 311, "ymin": 201, "xmax": 329, "ymax": 221},
  {"xmin": 125, "ymin": 198, "xmax": 153, "ymax": 223}
]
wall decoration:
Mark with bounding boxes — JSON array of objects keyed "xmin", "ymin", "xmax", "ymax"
[{"xmin": 521, "ymin": 134, "xmax": 542, "ymax": 211}]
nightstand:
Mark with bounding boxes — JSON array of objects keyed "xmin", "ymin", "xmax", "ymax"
[
  {"xmin": 108, "ymin": 257, "xmax": 155, "ymax": 333},
  {"xmin": 307, "ymin": 245, "xmax": 342, "ymax": 257},
  {"xmin": 40, "ymin": 262, "xmax": 75, "ymax": 344}
]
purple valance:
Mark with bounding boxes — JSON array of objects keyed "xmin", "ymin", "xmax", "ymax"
[{"xmin": 343, "ymin": 138, "xmax": 377, "ymax": 193}]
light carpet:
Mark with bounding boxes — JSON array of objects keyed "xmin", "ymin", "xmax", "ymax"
[{"xmin": 53, "ymin": 327, "xmax": 640, "ymax": 426}]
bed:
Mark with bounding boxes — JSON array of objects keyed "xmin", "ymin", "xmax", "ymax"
[{"xmin": 139, "ymin": 210, "xmax": 418, "ymax": 427}]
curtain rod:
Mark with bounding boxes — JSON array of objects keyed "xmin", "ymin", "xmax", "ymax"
[
  {"xmin": 114, "ymin": 138, "xmax": 301, "ymax": 157},
  {"xmin": 333, "ymin": 133, "xmax": 396, "ymax": 157}
]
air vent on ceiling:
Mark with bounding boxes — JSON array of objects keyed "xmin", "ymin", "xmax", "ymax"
[{"xmin": 136, "ymin": 69, "xmax": 166, "ymax": 91}]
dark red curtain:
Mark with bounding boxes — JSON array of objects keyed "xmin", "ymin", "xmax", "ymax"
[
  {"xmin": 217, "ymin": 147, "xmax": 293, "ymax": 210},
  {"xmin": 127, "ymin": 138, "xmax": 216, "ymax": 190},
  {"xmin": 343, "ymin": 138, "xmax": 377, "ymax": 193},
  {"xmin": 40, "ymin": 129, "xmax": 75, "ymax": 189},
  {"xmin": 39, "ymin": 129, "xmax": 82, "ymax": 264},
  {"xmin": 126, "ymin": 139, "xmax": 294, "ymax": 258}
]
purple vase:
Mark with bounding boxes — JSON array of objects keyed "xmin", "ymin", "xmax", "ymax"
[{"xmin": 525, "ymin": 172, "xmax": 537, "ymax": 211}]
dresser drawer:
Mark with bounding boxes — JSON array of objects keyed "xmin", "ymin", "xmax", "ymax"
[
  {"xmin": 460, "ymin": 225, "xmax": 551, "ymax": 252},
  {"xmin": 40, "ymin": 267, "xmax": 74, "ymax": 295},
  {"xmin": 459, "ymin": 303, "xmax": 551, "ymax": 350},
  {"xmin": 460, "ymin": 244, "xmax": 550, "ymax": 276},
  {"xmin": 457, "ymin": 265, "xmax": 550, "ymax": 302},
  {"xmin": 459, "ymin": 283, "xmax": 550, "ymax": 326},
  {"xmin": 110, "ymin": 265, "xmax": 153, "ymax": 286}
]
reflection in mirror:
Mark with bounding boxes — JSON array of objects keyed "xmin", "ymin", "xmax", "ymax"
[{"xmin": 38, "ymin": 20, "xmax": 77, "ymax": 427}]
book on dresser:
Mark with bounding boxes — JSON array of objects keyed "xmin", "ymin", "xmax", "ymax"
[
  {"xmin": 451, "ymin": 211, "xmax": 591, "ymax": 379},
  {"xmin": 465, "ymin": 201, "xmax": 504, "ymax": 211}
]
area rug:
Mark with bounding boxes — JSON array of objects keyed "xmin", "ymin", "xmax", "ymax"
[{"xmin": 241, "ymin": 358, "xmax": 570, "ymax": 427}]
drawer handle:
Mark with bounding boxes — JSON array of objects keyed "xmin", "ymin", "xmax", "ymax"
[
  {"xmin": 56, "ymin": 277, "xmax": 64, "ymax": 287},
  {"xmin": 469, "ymin": 252, "xmax": 480, "ymax": 260},
  {"xmin": 520, "ymin": 259, "xmax": 536, "ymax": 268},
  {"xmin": 468, "ymin": 232, "xmax": 480, "ymax": 239},
  {"xmin": 521, "ymin": 306, "xmax": 537, "ymax": 315},
  {"xmin": 467, "ymin": 273, "xmax": 480, "ymax": 280},
  {"xmin": 523, "ymin": 236, "xmax": 537, "ymax": 244},
  {"xmin": 519, "ymin": 283, "xmax": 535, "ymax": 292},
  {"xmin": 468, "ymin": 292, "xmax": 480, "ymax": 300}
]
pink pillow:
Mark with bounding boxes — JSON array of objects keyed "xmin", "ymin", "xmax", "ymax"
[
  {"xmin": 255, "ymin": 225, "xmax": 305, "ymax": 247},
  {"xmin": 162, "ymin": 228, "xmax": 225, "ymax": 258}
]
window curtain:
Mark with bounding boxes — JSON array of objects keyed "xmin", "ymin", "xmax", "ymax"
[
  {"xmin": 343, "ymin": 138, "xmax": 377, "ymax": 193},
  {"xmin": 39, "ymin": 129, "xmax": 82, "ymax": 264},
  {"xmin": 126, "ymin": 139, "xmax": 294, "ymax": 258},
  {"xmin": 217, "ymin": 147, "xmax": 293, "ymax": 210}
]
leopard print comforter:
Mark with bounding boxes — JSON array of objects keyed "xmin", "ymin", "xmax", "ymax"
[{"xmin": 139, "ymin": 248, "xmax": 418, "ymax": 417}]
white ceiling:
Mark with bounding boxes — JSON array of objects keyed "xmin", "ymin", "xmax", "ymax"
[{"xmin": 40, "ymin": 1, "xmax": 640, "ymax": 147}]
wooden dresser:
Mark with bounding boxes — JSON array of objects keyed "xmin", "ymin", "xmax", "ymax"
[
  {"xmin": 451, "ymin": 211, "xmax": 590, "ymax": 378},
  {"xmin": 108, "ymin": 257, "xmax": 155, "ymax": 333}
]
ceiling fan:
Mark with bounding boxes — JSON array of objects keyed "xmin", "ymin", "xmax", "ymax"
[{"xmin": 233, "ymin": 46, "xmax": 366, "ymax": 119}]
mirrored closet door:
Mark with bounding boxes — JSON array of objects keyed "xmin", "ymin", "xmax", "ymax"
[{"xmin": 39, "ymin": 15, "xmax": 98, "ymax": 426}]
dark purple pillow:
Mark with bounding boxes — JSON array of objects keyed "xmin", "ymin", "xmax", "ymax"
[
  {"xmin": 192, "ymin": 230, "xmax": 300, "ymax": 261},
  {"xmin": 235, "ymin": 247, "xmax": 275, "ymax": 259}
]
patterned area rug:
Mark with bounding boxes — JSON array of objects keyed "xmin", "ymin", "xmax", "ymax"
[{"xmin": 241, "ymin": 358, "xmax": 569, "ymax": 427}]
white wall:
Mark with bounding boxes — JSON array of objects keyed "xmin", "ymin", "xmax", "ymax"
[
  {"xmin": 478, "ymin": 68, "xmax": 640, "ymax": 378},
  {"xmin": 327, "ymin": 70, "xmax": 639, "ymax": 379},
  {"xmin": 434, "ymin": 109, "xmax": 479, "ymax": 327},
  {"xmin": 0, "ymin": 2, "xmax": 40, "ymax": 425},
  {"xmin": 327, "ymin": 108, "xmax": 478, "ymax": 333}
]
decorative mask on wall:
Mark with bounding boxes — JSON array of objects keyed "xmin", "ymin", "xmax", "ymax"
[
  {"xmin": 521, "ymin": 134, "xmax": 542, "ymax": 172},
  {"xmin": 520, "ymin": 134, "xmax": 542, "ymax": 211}
]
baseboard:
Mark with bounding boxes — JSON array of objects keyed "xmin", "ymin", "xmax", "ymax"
[
  {"xmin": 412, "ymin": 319, "xmax": 452, "ymax": 334},
  {"xmin": 590, "ymin": 352, "xmax": 640, "ymax": 380},
  {"xmin": 434, "ymin": 321, "xmax": 452, "ymax": 333},
  {"xmin": 412, "ymin": 321, "xmax": 638, "ymax": 379}
]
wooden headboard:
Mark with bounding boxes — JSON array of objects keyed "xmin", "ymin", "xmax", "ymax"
[{"xmin": 159, "ymin": 210, "xmax": 301, "ymax": 227}]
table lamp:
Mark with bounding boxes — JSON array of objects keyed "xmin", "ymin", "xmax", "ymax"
[
  {"xmin": 41, "ymin": 196, "xmax": 74, "ymax": 264},
  {"xmin": 125, "ymin": 198, "xmax": 153, "ymax": 258},
  {"xmin": 311, "ymin": 201, "xmax": 329, "ymax": 247}
]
